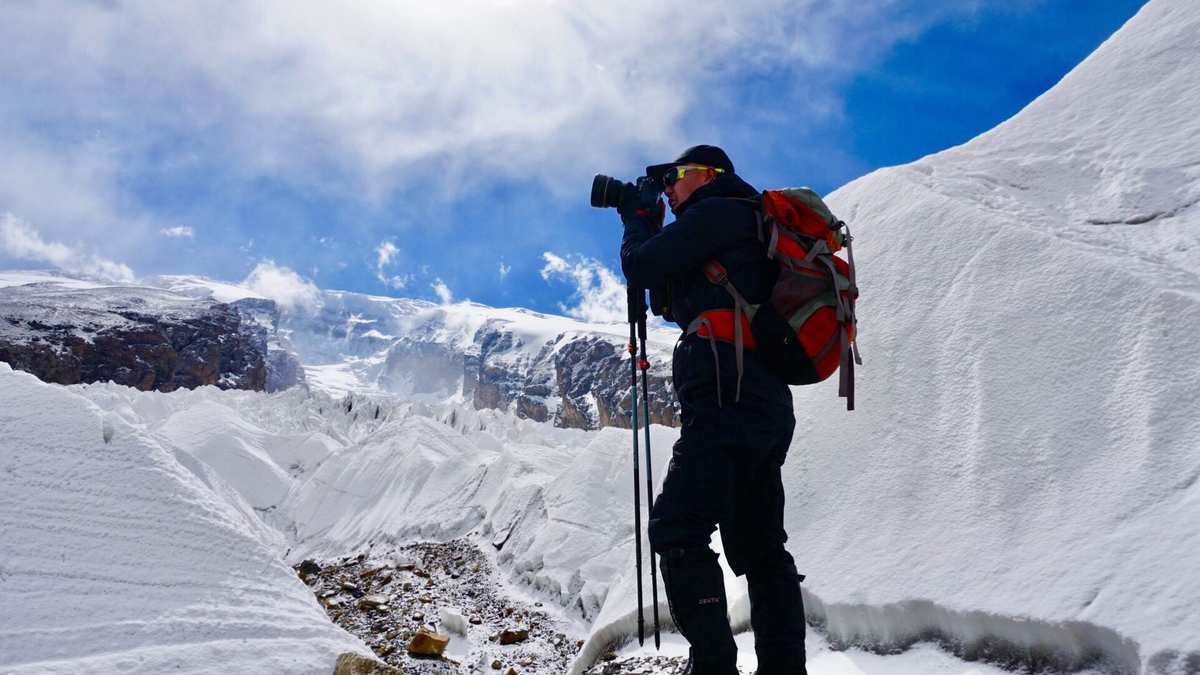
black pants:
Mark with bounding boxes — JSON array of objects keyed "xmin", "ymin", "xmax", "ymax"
[
  {"xmin": 649, "ymin": 334, "xmax": 807, "ymax": 674},
  {"xmin": 649, "ymin": 334, "xmax": 796, "ymax": 575}
]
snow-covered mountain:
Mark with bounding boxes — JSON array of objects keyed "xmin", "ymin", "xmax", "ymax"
[
  {"xmin": 0, "ymin": 270, "xmax": 679, "ymax": 430},
  {"xmin": 0, "ymin": 272, "xmax": 273, "ymax": 391},
  {"xmin": 2, "ymin": 1, "xmax": 1198, "ymax": 674}
]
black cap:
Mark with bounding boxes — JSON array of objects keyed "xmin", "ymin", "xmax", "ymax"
[{"xmin": 646, "ymin": 144, "xmax": 735, "ymax": 182}]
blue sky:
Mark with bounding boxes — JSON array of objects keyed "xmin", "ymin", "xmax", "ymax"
[{"xmin": 0, "ymin": 1, "xmax": 1146, "ymax": 320}]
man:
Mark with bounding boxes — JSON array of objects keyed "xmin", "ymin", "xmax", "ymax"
[{"xmin": 619, "ymin": 145, "xmax": 806, "ymax": 675}]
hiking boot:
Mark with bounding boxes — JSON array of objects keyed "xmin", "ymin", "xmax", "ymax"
[
  {"xmin": 747, "ymin": 559, "xmax": 807, "ymax": 675},
  {"xmin": 660, "ymin": 546, "xmax": 739, "ymax": 675}
]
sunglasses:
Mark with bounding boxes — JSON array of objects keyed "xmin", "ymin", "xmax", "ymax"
[{"xmin": 661, "ymin": 164, "xmax": 723, "ymax": 187}]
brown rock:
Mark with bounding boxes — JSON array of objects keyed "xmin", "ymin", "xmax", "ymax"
[
  {"xmin": 332, "ymin": 652, "xmax": 403, "ymax": 675},
  {"xmin": 406, "ymin": 629, "xmax": 450, "ymax": 657},
  {"xmin": 357, "ymin": 595, "xmax": 390, "ymax": 610},
  {"xmin": 498, "ymin": 629, "xmax": 528, "ymax": 645},
  {"xmin": 491, "ymin": 660, "xmax": 502, "ymax": 670}
]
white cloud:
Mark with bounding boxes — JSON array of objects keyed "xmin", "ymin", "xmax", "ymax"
[
  {"xmin": 0, "ymin": 1, "xmax": 984, "ymax": 203},
  {"xmin": 373, "ymin": 240, "xmax": 410, "ymax": 289},
  {"xmin": 431, "ymin": 279, "xmax": 453, "ymax": 305},
  {"xmin": 1, "ymin": 213, "xmax": 136, "ymax": 282},
  {"xmin": 0, "ymin": 128, "xmax": 155, "ymax": 268},
  {"xmin": 540, "ymin": 251, "xmax": 626, "ymax": 324},
  {"xmin": 376, "ymin": 241, "xmax": 399, "ymax": 269},
  {"xmin": 242, "ymin": 260, "xmax": 322, "ymax": 314},
  {"xmin": 498, "ymin": 262, "xmax": 511, "ymax": 281},
  {"xmin": 160, "ymin": 226, "xmax": 194, "ymax": 238}
]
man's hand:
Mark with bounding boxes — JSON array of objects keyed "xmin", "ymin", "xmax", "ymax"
[{"xmin": 619, "ymin": 176, "xmax": 666, "ymax": 232}]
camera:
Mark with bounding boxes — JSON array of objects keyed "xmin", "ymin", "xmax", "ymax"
[{"xmin": 591, "ymin": 174, "xmax": 663, "ymax": 209}]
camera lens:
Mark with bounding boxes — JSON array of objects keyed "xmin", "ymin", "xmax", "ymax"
[{"xmin": 590, "ymin": 175, "xmax": 628, "ymax": 209}]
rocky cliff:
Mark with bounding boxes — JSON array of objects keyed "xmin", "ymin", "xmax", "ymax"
[
  {"xmin": 0, "ymin": 281, "xmax": 273, "ymax": 392},
  {"xmin": 292, "ymin": 291, "xmax": 681, "ymax": 430}
]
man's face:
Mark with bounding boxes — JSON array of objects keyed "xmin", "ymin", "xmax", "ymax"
[{"xmin": 664, "ymin": 165, "xmax": 716, "ymax": 213}]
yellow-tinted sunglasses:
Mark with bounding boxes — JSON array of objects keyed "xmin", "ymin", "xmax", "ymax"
[{"xmin": 662, "ymin": 164, "xmax": 724, "ymax": 187}]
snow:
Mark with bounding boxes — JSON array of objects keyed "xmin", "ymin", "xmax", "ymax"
[
  {"xmin": 2, "ymin": 1, "xmax": 1199, "ymax": 673},
  {"xmin": 0, "ymin": 279, "xmax": 232, "ymax": 344},
  {"xmin": 0, "ymin": 364, "xmax": 365, "ymax": 674},
  {"xmin": 612, "ymin": 630, "xmax": 1031, "ymax": 675},
  {"xmin": 147, "ymin": 274, "xmax": 269, "ymax": 304},
  {"xmin": 0, "ymin": 269, "xmax": 112, "ymax": 290}
]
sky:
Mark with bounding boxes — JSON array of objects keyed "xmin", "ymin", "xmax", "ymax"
[{"xmin": 0, "ymin": 1, "xmax": 1147, "ymax": 322}]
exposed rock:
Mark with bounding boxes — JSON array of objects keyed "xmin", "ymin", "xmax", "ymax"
[
  {"xmin": 332, "ymin": 652, "xmax": 403, "ymax": 674},
  {"xmin": 498, "ymin": 628, "xmax": 528, "ymax": 645},
  {"xmin": 0, "ymin": 285, "xmax": 269, "ymax": 392},
  {"xmin": 406, "ymin": 629, "xmax": 450, "ymax": 657},
  {"xmin": 357, "ymin": 594, "xmax": 390, "ymax": 610},
  {"xmin": 395, "ymin": 321, "xmax": 683, "ymax": 431}
]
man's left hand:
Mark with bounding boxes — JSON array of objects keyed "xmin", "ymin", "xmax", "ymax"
[{"xmin": 619, "ymin": 176, "xmax": 666, "ymax": 232}]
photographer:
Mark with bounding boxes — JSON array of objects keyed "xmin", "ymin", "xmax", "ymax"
[{"xmin": 616, "ymin": 145, "xmax": 806, "ymax": 675}]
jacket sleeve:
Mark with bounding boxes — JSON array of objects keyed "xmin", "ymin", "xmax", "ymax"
[{"xmin": 620, "ymin": 199, "xmax": 745, "ymax": 289}]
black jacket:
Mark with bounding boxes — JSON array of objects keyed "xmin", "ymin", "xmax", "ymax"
[
  {"xmin": 620, "ymin": 173, "xmax": 776, "ymax": 330},
  {"xmin": 621, "ymin": 173, "xmax": 792, "ymax": 411}
]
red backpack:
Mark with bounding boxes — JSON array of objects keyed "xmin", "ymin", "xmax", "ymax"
[{"xmin": 689, "ymin": 188, "xmax": 862, "ymax": 410}]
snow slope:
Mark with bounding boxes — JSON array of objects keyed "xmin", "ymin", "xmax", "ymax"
[{"xmin": 0, "ymin": 364, "xmax": 366, "ymax": 673}]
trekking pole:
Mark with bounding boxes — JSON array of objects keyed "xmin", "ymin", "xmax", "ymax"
[
  {"xmin": 636, "ymin": 312, "xmax": 662, "ymax": 649},
  {"xmin": 626, "ymin": 285, "xmax": 646, "ymax": 646}
]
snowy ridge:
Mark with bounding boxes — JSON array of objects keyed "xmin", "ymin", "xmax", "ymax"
[
  {"xmin": 0, "ymin": 364, "xmax": 365, "ymax": 673},
  {"xmin": 803, "ymin": 592, "xmax": 1139, "ymax": 673}
]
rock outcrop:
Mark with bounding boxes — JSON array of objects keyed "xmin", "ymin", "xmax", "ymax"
[
  {"xmin": 388, "ymin": 327, "xmax": 679, "ymax": 430},
  {"xmin": 0, "ymin": 282, "xmax": 269, "ymax": 391}
]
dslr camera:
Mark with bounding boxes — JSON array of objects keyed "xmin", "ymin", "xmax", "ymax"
[{"xmin": 590, "ymin": 174, "xmax": 661, "ymax": 210}]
